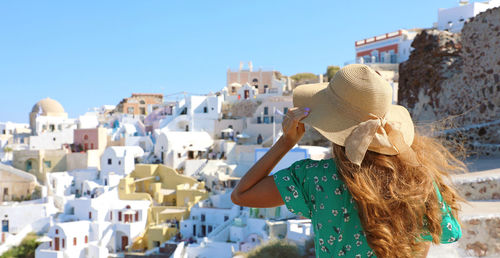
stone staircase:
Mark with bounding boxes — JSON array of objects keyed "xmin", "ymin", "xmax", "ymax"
[{"xmin": 428, "ymin": 161, "xmax": 500, "ymax": 257}]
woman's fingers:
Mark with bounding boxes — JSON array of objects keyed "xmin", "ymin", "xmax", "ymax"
[{"xmin": 287, "ymin": 107, "xmax": 310, "ymax": 122}]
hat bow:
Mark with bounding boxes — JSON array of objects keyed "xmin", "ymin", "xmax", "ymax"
[{"xmin": 344, "ymin": 114, "xmax": 419, "ymax": 166}]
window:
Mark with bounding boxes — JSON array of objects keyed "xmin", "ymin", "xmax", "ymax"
[
  {"xmin": 201, "ymin": 214, "xmax": 205, "ymax": 222},
  {"xmin": 90, "ymin": 143, "xmax": 94, "ymax": 149},
  {"xmin": 85, "ymin": 236, "xmax": 88, "ymax": 243},
  {"xmin": 55, "ymin": 229, "xmax": 58, "ymax": 234},
  {"xmin": 224, "ymin": 215, "xmax": 229, "ymax": 221},
  {"xmin": 118, "ymin": 160, "xmax": 121, "ymax": 165},
  {"xmin": 89, "ymin": 212, "xmax": 92, "ymax": 219},
  {"xmin": 135, "ymin": 211, "xmax": 139, "ymax": 221},
  {"xmin": 84, "ymin": 135, "xmax": 88, "ymax": 140},
  {"xmin": 208, "ymin": 225, "xmax": 212, "ymax": 233},
  {"xmin": 49, "ymin": 124, "xmax": 55, "ymax": 132},
  {"xmin": 58, "ymin": 124, "xmax": 62, "ymax": 130},
  {"xmin": 140, "ymin": 107, "xmax": 146, "ymax": 115},
  {"xmin": 44, "ymin": 161, "xmax": 52, "ymax": 168},
  {"xmin": 177, "ymin": 153, "xmax": 181, "ymax": 158},
  {"xmin": 84, "ymin": 143, "xmax": 88, "ymax": 150},
  {"xmin": 252, "ymin": 78, "xmax": 258, "ymax": 83},
  {"xmin": 3, "ymin": 188, "xmax": 8, "ymax": 195},
  {"xmin": 73, "ymin": 237, "xmax": 77, "ymax": 246},
  {"xmin": 203, "ymin": 106, "xmax": 208, "ymax": 113},
  {"xmin": 118, "ymin": 211, "xmax": 122, "ymax": 221},
  {"xmin": 127, "ymin": 107, "xmax": 134, "ymax": 114},
  {"xmin": 139, "ymin": 100, "xmax": 146, "ymax": 105},
  {"xmin": 108, "ymin": 159, "xmax": 112, "ymax": 165},
  {"xmin": 263, "ymin": 107, "xmax": 268, "ymax": 115},
  {"xmin": 62, "ymin": 238, "xmax": 65, "ymax": 248}
]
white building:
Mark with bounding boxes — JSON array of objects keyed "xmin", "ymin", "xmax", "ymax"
[
  {"xmin": 180, "ymin": 192, "xmax": 240, "ymax": 239},
  {"xmin": 437, "ymin": 0, "xmax": 500, "ymax": 33},
  {"xmin": 100, "ymin": 146, "xmax": 144, "ymax": 186},
  {"xmin": 36, "ymin": 188, "xmax": 151, "ymax": 257},
  {"xmin": 158, "ymin": 93, "xmax": 223, "ymax": 136},
  {"xmin": 29, "ymin": 131, "xmax": 74, "ymax": 150},
  {"xmin": 29, "ymin": 98, "xmax": 76, "ymax": 137},
  {"xmin": 38, "ymin": 220, "xmax": 91, "ymax": 258},
  {"xmin": 77, "ymin": 112, "xmax": 99, "ymax": 129},
  {"xmin": 124, "ymin": 135, "xmax": 154, "ymax": 153},
  {"xmin": 0, "ymin": 122, "xmax": 29, "ymax": 136},
  {"xmin": 241, "ymin": 96, "xmax": 292, "ymax": 145},
  {"xmin": 153, "ymin": 131, "xmax": 213, "ymax": 170},
  {"xmin": 286, "ymin": 219, "xmax": 313, "ymax": 247}
]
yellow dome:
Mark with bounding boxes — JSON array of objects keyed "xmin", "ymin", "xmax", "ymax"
[{"xmin": 31, "ymin": 98, "xmax": 65, "ymax": 116}]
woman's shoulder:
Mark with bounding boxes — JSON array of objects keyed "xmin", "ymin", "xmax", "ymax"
[{"xmin": 289, "ymin": 158, "xmax": 337, "ymax": 172}]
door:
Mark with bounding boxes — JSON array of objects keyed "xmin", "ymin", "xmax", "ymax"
[
  {"xmin": 54, "ymin": 237, "xmax": 59, "ymax": 251},
  {"xmin": 121, "ymin": 236, "xmax": 128, "ymax": 251}
]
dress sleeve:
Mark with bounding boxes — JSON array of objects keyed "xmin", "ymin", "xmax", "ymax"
[{"xmin": 273, "ymin": 159, "xmax": 311, "ymax": 218}]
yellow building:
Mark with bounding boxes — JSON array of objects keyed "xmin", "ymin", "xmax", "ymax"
[
  {"xmin": 12, "ymin": 149, "xmax": 68, "ymax": 183},
  {"xmin": 118, "ymin": 164, "xmax": 208, "ymax": 250},
  {"xmin": 0, "ymin": 163, "xmax": 39, "ymax": 201}
]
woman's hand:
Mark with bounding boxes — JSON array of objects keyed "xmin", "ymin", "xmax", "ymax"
[
  {"xmin": 280, "ymin": 107, "xmax": 310, "ymax": 147},
  {"xmin": 231, "ymin": 106, "xmax": 309, "ymax": 208}
]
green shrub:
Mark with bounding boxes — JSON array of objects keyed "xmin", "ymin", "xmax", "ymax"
[
  {"xmin": 245, "ymin": 239, "xmax": 301, "ymax": 258},
  {"xmin": 1, "ymin": 233, "xmax": 40, "ymax": 258}
]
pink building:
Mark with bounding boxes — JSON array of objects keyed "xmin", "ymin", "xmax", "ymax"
[
  {"xmin": 73, "ymin": 127, "xmax": 107, "ymax": 152},
  {"xmin": 227, "ymin": 62, "xmax": 283, "ymax": 95}
]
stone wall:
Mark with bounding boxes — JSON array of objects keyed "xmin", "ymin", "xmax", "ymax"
[{"xmin": 399, "ymin": 7, "xmax": 500, "ymax": 157}]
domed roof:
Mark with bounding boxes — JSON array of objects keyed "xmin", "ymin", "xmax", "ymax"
[{"xmin": 31, "ymin": 98, "xmax": 65, "ymax": 116}]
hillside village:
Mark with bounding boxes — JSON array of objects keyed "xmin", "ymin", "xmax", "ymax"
[{"xmin": 1, "ymin": 1, "xmax": 500, "ymax": 258}]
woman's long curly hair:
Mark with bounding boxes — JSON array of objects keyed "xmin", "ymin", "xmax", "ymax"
[{"xmin": 333, "ymin": 132, "xmax": 466, "ymax": 257}]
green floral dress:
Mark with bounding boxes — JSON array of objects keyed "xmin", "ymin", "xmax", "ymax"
[{"xmin": 273, "ymin": 158, "xmax": 461, "ymax": 258}]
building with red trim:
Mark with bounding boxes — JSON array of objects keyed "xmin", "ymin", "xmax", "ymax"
[{"xmin": 355, "ymin": 29, "xmax": 420, "ymax": 64}]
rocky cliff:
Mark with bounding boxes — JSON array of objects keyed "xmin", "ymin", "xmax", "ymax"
[{"xmin": 399, "ymin": 7, "xmax": 500, "ymax": 157}]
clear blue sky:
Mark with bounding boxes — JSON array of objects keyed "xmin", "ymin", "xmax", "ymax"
[{"xmin": 0, "ymin": 0, "xmax": 461, "ymax": 123}]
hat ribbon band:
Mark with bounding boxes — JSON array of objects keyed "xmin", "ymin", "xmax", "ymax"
[{"xmin": 326, "ymin": 89, "xmax": 418, "ymax": 166}]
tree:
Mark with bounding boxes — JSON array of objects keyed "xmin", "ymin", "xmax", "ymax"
[
  {"xmin": 326, "ymin": 65, "xmax": 340, "ymax": 81},
  {"xmin": 290, "ymin": 73, "xmax": 318, "ymax": 83}
]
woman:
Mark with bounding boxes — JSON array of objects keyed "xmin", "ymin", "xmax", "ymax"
[{"xmin": 231, "ymin": 64, "xmax": 464, "ymax": 257}]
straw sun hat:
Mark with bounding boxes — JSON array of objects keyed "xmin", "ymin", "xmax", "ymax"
[{"xmin": 293, "ymin": 64, "xmax": 417, "ymax": 166}]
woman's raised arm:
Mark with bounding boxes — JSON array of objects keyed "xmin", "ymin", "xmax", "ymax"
[{"xmin": 231, "ymin": 107, "xmax": 309, "ymax": 208}]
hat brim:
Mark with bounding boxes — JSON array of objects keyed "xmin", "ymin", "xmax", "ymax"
[{"xmin": 293, "ymin": 83, "xmax": 414, "ymax": 155}]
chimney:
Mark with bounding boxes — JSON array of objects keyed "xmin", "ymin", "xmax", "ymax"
[
  {"xmin": 239, "ymin": 62, "xmax": 244, "ymax": 71},
  {"xmin": 319, "ymin": 74, "xmax": 323, "ymax": 83},
  {"xmin": 248, "ymin": 61, "xmax": 253, "ymax": 72}
]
